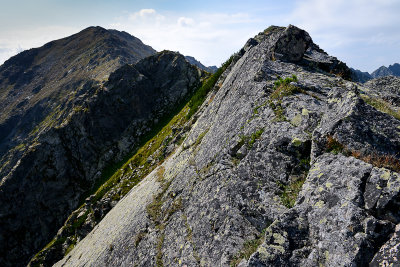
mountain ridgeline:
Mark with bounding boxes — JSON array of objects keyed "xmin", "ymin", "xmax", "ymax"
[
  {"xmin": 1, "ymin": 25, "xmax": 400, "ymax": 267},
  {"xmin": 184, "ymin": 56, "xmax": 218, "ymax": 73},
  {"xmin": 0, "ymin": 27, "xmax": 205, "ymax": 266},
  {"xmin": 351, "ymin": 63, "xmax": 400, "ymax": 83}
]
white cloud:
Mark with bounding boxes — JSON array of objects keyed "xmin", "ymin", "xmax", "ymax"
[
  {"xmin": 177, "ymin": 17, "xmax": 194, "ymax": 27},
  {"xmin": 289, "ymin": 0, "xmax": 400, "ymax": 71},
  {"xmin": 128, "ymin": 9, "xmax": 164, "ymax": 23},
  {"xmin": 0, "ymin": 46, "xmax": 23, "ymax": 65},
  {"xmin": 109, "ymin": 9, "xmax": 260, "ymax": 66},
  {"xmin": 292, "ymin": 0, "xmax": 400, "ymax": 31},
  {"xmin": 0, "ymin": 25, "xmax": 79, "ymax": 65}
]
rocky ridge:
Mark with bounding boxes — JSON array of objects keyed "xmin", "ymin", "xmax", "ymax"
[
  {"xmin": 0, "ymin": 50, "xmax": 203, "ymax": 266},
  {"xmin": 51, "ymin": 25, "xmax": 400, "ymax": 267},
  {"xmin": 0, "ymin": 26, "xmax": 156, "ymax": 184},
  {"xmin": 0, "ymin": 26, "xmax": 156, "ymax": 266}
]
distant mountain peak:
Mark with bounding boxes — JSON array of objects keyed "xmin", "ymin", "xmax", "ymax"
[
  {"xmin": 351, "ymin": 62, "xmax": 400, "ymax": 82},
  {"xmin": 184, "ymin": 55, "xmax": 218, "ymax": 73}
]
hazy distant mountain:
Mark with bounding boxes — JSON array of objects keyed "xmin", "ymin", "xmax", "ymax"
[
  {"xmin": 372, "ymin": 63, "xmax": 400, "ymax": 78},
  {"xmin": 185, "ymin": 55, "xmax": 218, "ymax": 73},
  {"xmin": 350, "ymin": 67, "xmax": 373, "ymax": 83},
  {"xmin": 352, "ymin": 63, "xmax": 400, "ymax": 82},
  {"xmin": 371, "ymin": 66, "xmax": 394, "ymax": 78}
]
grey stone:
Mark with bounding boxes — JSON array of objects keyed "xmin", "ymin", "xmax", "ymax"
[{"xmin": 1, "ymin": 24, "xmax": 398, "ymax": 267}]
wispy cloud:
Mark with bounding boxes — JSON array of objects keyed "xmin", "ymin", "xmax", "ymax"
[
  {"xmin": 128, "ymin": 9, "xmax": 165, "ymax": 22},
  {"xmin": 0, "ymin": 46, "xmax": 23, "ymax": 65},
  {"xmin": 1, "ymin": 2, "xmax": 399, "ymax": 72},
  {"xmin": 292, "ymin": 0, "xmax": 400, "ymax": 30},
  {"xmin": 290, "ymin": 0, "xmax": 400, "ymax": 71},
  {"xmin": 177, "ymin": 17, "xmax": 195, "ymax": 27},
  {"xmin": 108, "ymin": 9, "xmax": 261, "ymax": 66},
  {"xmin": 0, "ymin": 25, "xmax": 79, "ymax": 65}
]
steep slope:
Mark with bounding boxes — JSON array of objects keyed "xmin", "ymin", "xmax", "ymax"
[
  {"xmin": 0, "ymin": 26, "xmax": 156, "ymax": 266},
  {"xmin": 0, "ymin": 26, "xmax": 156, "ymax": 176},
  {"xmin": 52, "ymin": 25, "xmax": 400, "ymax": 267},
  {"xmin": 0, "ymin": 50, "xmax": 202, "ymax": 266}
]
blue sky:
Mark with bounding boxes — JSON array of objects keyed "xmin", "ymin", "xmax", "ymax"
[{"xmin": 0, "ymin": 0, "xmax": 399, "ymax": 72}]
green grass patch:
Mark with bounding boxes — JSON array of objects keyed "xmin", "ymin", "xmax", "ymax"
[
  {"xmin": 277, "ymin": 178, "xmax": 306, "ymax": 208},
  {"xmin": 276, "ymin": 150, "xmax": 310, "ymax": 208},
  {"xmin": 239, "ymin": 128, "xmax": 265, "ymax": 149},
  {"xmin": 248, "ymin": 129, "xmax": 265, "ymax": 148},
  {"xmin": 268, "ymin": 101, "xmax": 287, "ymax": 122},
  {"xmin": 14, "ymin": 142, "xmax": 26, "ymax": 151},
  {"xmin": 266, "ymin": 75, "xmax": 302, "ymax": 122},
  {"xmin": 361, "ymin": 94, "xmax": 400, "ymax": 120},
  {"xmin": 193, "ymin": 128, "xmax": 209, "ymax": 148},
  {"xmin": 270, "ymin": 75, "xmax": 299, "ymax": 100},
  {"xmin": 230, "ymin": 230, "xmax": 266, "ymax": 267}
]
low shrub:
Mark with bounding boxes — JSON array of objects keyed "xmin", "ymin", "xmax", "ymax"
[
  {"xmin": 270, "ymin": 75, "xmax": 299, "ymax": 100},
  {"xmin": 325, "ymin": 136, "xmax": 400, "ymax": 172}
]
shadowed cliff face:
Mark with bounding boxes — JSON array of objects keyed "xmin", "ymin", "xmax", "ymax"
[
  {"xmin": 0, "ymin": 49, "xmax": 203, "ymax": 266},
  {"xmin": 46, "ymin": 25, "xmax": 400, "ymax": 267},
  {"xmin": 0, "ymin": 26, "xmax": 157, "ymax": 266},
  {"xmin": 0, "ymin": 26, "xmax": 156, "ymax": 175}
]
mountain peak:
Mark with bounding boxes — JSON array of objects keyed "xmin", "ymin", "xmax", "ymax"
[
  {"xmin": 352, "ymin": 62, "xmax": 400, "ymax": 82},
  {"xmin": 1, "ymin": 24, "xmax": 399, "ymax": 267},
  {"xmin": 245, "ymin": 24, "xmax": 352, "ymax": 79},
  {"xmin": 0, "ymin": 27, "xmax": 156, "ymax": 208},
  {"xmin": 43, "ymin": 24, "xmax": 400, "ymax": 267}
]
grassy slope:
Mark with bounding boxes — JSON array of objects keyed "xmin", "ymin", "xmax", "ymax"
[{"xmin": 30, "ymin": 54, "xmax": 237, "ymax": 265}]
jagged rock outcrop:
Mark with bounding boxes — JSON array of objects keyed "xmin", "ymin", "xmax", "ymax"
[
  {"xmin": 271, "ymin": 25, "xmax": 312, "ymax": 62},
  {"xmin": 52, "ymin": 25, "xmax": 400, "ymax": 267},
  {"xmin": 0, "ymin": 50, "xmax": 202, "ymax": 266},
  {"xmin": 363, "ymin": 76, "xmax": 400, "ymax": 107}
]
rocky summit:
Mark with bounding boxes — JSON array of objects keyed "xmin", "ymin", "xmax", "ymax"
[{"xmin": 1, "ymin": 24, "xmax": 400, "ymax": 267}]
